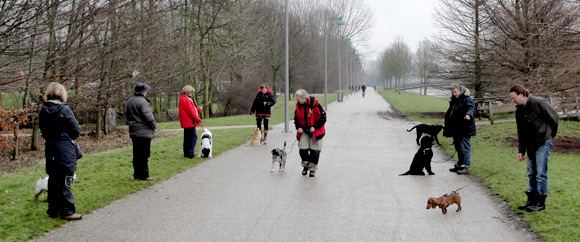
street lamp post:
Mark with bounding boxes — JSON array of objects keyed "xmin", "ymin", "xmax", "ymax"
[
  {"xmin": 284, "ymin": 0, "xmax": 289, "ymax": 132},
  {"xmin": 324, "ymin": 16, "xmax": 345, "ymax": 109}
]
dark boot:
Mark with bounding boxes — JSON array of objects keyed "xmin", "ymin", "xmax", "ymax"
[
  {"xmin": 262, "ymin": 130, "xmax": 268, "ymax": 144},
  {"xmin": 526, "ymin": 195, "xmax": 546, "ymax": 212},
  {"xmin": 518, "ymin": 191, "xmax": 537, "ymax": 210},
  {"xmin": 449, "ymin": 164, "xmax": 460, "ymax": 172},
  {"xmin": 299, "ymin": 149, "xmax": 309, "ymax": 176}
]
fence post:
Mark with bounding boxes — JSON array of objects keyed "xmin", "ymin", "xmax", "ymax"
[{"xmin": 488, "ymin": 101, "xmax": 494, "ymax": 125}]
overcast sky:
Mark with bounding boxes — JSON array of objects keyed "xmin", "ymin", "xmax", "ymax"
[{"xmin": 361, "ymin": 0, "xmax": 439, "ymax": 62}]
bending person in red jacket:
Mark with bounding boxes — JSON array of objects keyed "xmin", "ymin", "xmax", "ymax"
[
  {"xmin": 250, "ymin": 83, "xmax": 276, "ymax": 144},
  {"xmin": 294, "ymin": 89, "xmax": 326, "ymax": 177},
  {"xmin": 179, "ymin": 85, "xmax": 202, "ymax": 158}
]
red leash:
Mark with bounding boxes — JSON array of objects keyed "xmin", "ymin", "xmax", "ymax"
[{"xmin": 452, "ymin": 157, "xmax": 527, "ymax": 193}]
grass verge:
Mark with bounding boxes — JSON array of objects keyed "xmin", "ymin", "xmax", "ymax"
[{"xmin": 378, "ymin": 89, "xmax": 580, "ymax": 242}]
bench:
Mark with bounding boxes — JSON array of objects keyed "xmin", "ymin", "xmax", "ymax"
[{"xmin": 474, "ymin": 97, "xmax": 515, "ymax": 125}]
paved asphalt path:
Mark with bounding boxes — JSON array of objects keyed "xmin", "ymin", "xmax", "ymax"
[{"xmin": 33, "ymin": 89, "xmax": 540, "ymax": 242}]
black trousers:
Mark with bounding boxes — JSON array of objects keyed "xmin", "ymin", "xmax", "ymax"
[
  {"xmin": 131, "ymin": 137, "xmax": 152, "ymax": 179},
  {"xmin": 183, "ymin": 127, "xmax": 198, "ymax": 158},
  {"xmin": 47, "ymin": 173, "xmax": 76, "ymax": 217},
  {"xmin": 256, "ymin": 117, "xmax": 269, "ymax": 130}
]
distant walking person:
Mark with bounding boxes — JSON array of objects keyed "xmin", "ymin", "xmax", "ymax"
[
  {"xmin": 125, "ymin": 82, "xmax": 156, "ymax": 181},
  {"xmin": 179, "ymin": 85, "xmax": 202, "ymax": 158},
  {"xmin": 443, "ymin": 85, "xmax": 476, "ymax": 174},
  {"xmin": 39, "ymin": 82, "xmax": 83, "ymax": 220},
  {"xmin": 361, "ymin": 84, "xmax": 367, "ymax": 97},
  {"xmin": 294, "ymin": 89, "xmax": 326, "ymax": 177},
  {"xmin": 509, "ymin": 84, "xmax": 559, "ymax": 212},
  {"xmin": 250, "ymin": 83, "xmax": 276, "ymax": 144}
]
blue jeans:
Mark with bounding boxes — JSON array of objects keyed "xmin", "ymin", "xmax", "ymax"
[
  {"xmin": 527, "ymin": 140, "xmax": 552, "ymax": 196},
  {"xmin": 453, "ymin": 136, "xmax": 471, "ymax": 167}
]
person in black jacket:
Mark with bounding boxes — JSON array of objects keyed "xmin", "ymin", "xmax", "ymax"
[
  {"xmin": 39, "ymin": 82, "xmax": 83, "ymax": 221},
  {"xmin": 509, "ymin": 84, "xmax": 559, "ymax": 212},
  {"xmin": 250, "ymin": 83, "xmax": 276, "ymax": 144},
  {"xmin": 443, "ymin": 85, "xmax": 476, "ymax": 174},
  {"xmin": 125, "ymin": 82, "xmax": 156, "ymax": 181}
]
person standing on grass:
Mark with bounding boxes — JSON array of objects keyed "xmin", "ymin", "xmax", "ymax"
[
  {"xmin": 294, "ymin": 89, "xmax": 326, "ymax": 177},
  {"xmin": 39, "ymin": 82, "xmax": 83, "ymax": 221},
  {"xmin": 443, "ymin": 85, "xmax": 476, "ymax": 174},
  {"xmin": 509, "ymin": 84, "xmax": 559, "ymax": 212},
  {"xmin": 125, "ymin": 82, "xmax": 156, "ymax": 181},
  {"xmin": 250, "ymin": 83, "xmax": 276, "ymax": 144},
  {"xmin": 179, "ymin": 85, "xmax": 202, "ymax": 158}
]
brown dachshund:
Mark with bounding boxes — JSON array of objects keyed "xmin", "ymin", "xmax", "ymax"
[{"xmin": 426, "ymin": 191, "xmax": 462, "ymax": 214}]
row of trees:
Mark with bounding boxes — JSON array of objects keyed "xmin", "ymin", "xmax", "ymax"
[
  {"xmin": 0, "ymin": 0, "xmax": 373, "ymax": 159},
  {"xmin": 373, "ymin": 0, "xmax": 580, "ymax": 100}
]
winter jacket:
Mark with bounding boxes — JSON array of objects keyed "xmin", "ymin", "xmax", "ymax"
[
  {"xmin": 125, "ymin": 94, "xmax": 156, "ymax": 139},
  {"xmin": 179, "ymin": 93, "xmax": 202, "ymax": 128},
  {"xmin": 294, "ymin": 96, "xmax": 326, "ymax": 142},
  {"xmin": 39, "ymin": 99, "xmax": 81, "ymax": 175},
  {"xmin": 443, "ymin": 86, "xmax": 476, "ymax": 137},
  {"xmin": 515, "ymin": 95, "xmax": 559, "ymax": 153},
  {"xmin": 250, "ymin": 89, "xmax": 276, "ymax": 117}
]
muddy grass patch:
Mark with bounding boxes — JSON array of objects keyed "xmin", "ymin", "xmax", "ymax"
[
  {"xmin": 505, "ymin": 136, "xmax": 580, "ymax": 155},
  {"xmin": 420, "ymin": 112, "xmax": 445, "ymax": 119}
]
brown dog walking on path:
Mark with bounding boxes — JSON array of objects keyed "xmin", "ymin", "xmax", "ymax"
[{"xmin": 426, "ymin": 191, "xmax": 462, "ymax": 214}]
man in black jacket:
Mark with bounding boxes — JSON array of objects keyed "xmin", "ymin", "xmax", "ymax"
[
  {"xmin": 509, "ymin": 84, "xmax": 559, "ymax": 212},
  {"xmin": 125, "ymin": 83, "xmax": 157, "ymax": 181},
  {"xmin": 443, "ymin": 85, "xmax": 476, "ymax": 174}
]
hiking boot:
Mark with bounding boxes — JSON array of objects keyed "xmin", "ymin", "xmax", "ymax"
[
  {"xmin": 449, "ymin": 165, "xmax": 461, "ymax": 172},
  {"xmin": 302, "ymin": 167, "xmax": 308, "ymax": 176},
  {"xmin": 61, "ymin": 213, "xmax": 82, "ymax": 221},
  {"xmin": 309, "ymin": 170, "xmax": 316, "ymax": 177},
  {"xmin": 456, "ymin": 165, "xmax": 470, "ymax": 174},
  {"xmin": 526, "ymin": 195, "xmax": 547, "ymax": 212},
  {"xmin": 518, "ymin": 191, "xmax": 537, "ymax": 210}
]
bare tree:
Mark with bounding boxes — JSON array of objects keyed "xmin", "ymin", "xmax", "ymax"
[{"xmin": 415, "ymin": 39, "xmax": 438, "ymax": 95}]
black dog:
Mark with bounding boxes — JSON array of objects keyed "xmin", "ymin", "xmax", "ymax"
[
  {"xmin": 407, "ymin": 124, "xmax": 443, "ymax": 146},
  {"xmin": 400, "ymin": 135, "xmax": 434, "ymax": 176}
]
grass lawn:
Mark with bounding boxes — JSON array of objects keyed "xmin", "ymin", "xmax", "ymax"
[
  {"xmin": 0, "ymin": 92, "xmax": 336, "ymax": 242},
  {"xmin": 378, "ymin": 89, "xmax": 580, "ymax": 242}
]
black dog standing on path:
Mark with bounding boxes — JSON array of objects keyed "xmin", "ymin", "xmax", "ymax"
[
  {"xmin": 407, "ymin": 124, "xmax": 443, "ymax": 146},
  {"xmin": 400, "ymin": 136, "xmax": 435, "ymax": 176}
]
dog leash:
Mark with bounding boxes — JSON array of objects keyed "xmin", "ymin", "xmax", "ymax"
[
  {"xmin": 431, "ymin": 150, "xmax": 457, "ymax": 163},
  {"xmin": 285, "ymin": 139, "xmax": 298, "ymax": 155},
  {"xmin": 451, "ymin": 156, "xmax": 527, "ymax": 193}
]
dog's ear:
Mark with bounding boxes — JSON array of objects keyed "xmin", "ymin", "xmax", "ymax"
[{"xmin": 427, "ymin": 198, "xmax": 435, "ymax": 209}]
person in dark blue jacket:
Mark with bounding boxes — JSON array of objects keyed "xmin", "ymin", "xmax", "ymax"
[
  {"xmin": 443, "ymin": 85, "xmax": 476, "ymax": 174},
  {"xmin": 39, "ymin": 82, "xmax": 83, "ymax": 221}
]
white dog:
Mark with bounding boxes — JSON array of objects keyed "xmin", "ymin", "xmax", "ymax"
[
  {"xmin": 34, "ymin": 174, "xmax": 77, "ymax": 202},
  {"xmin": 197, "ymin": 128, "xmax": 213, "ymax": 158}
]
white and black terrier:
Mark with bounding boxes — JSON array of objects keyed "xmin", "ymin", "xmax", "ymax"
[
  {"xmin": 400, "ymin": 135, "xmax": 435, "ymax": 176},
  {"xmin": 34, "ymin": 174, "xmax": 77, "ymax": 202},
  {"xmin": 271, "ymin": 141, "xmax": 287, "ymax": 172},
  {"xmin": 407, "ymin": 124, "xmax": 443, "ymax": 146},
  {"xmin": 197, "ymin": 128, "xmax": 213, "ymax": 158}
]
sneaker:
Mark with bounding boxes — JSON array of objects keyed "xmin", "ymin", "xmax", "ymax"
[
  {"xmin": 61, "ymin": 213, "xmax": 82, "ymax": 221},
  {"xmin": 309, "ymin": 171, "xmax": 316, "ymax": 177},
  {"xmin": 456, "ymin": 166, "xmax": 470, "ymax": 174},
  {"xmin": 449, "ymin": 165, "xmax": 460, "ymax": 172},
  {"xmin": 302, "ymin": 167, "xmax": 308, "ymax": 176}
]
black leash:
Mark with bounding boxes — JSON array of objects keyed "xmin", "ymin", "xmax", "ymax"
[
  {"xmin": 451, "ymin": 157, "xmax": 527, "ymax": 193},
  {"xmin": 432, "ymin": 149, "xmax": 457, "ymax": 163},
  {"xmin": 285, "ymin": 139, "xmax": 298, "ymax": 155}
]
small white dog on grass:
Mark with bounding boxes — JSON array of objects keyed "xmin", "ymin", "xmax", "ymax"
[
  {"xmin": 34, "ymin": 174, "xmax": 77, "ymax": 202},
  {"xmin": 197, "ymin": 128, "xmax": 213, "ymax": 158}
]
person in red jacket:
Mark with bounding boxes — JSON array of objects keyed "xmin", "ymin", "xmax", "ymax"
[
  {"xmin": 250, "ymin": 83, "xmax": 276, "ymax": 144},
  {"xmin": 294, "ymin": 89, "xmax": 326, "ymax": 177},
  {"xmin": 179, "ymin": 85, "xmax": 202, "ymax": 158}
]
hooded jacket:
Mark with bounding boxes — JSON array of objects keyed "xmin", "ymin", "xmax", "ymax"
[
  {"xmin": 125, "ymin": 94, "xmax": 156, "ymax": 139},
  {"xmin": 443, "ymin": 86, "xmax": 476, "ymax": 137},
  {"xmin": 250, "ymin": 89, "xmax": 276, "ymax": 117},
  {"xmin": 39, "ymin": 99, "xmax": 81, "ymax": 175},
  {"xmin": 294, "ymin": 96, "xmax": 326, "ymax": 142},
  {"xmin": 515, "ymin": 95, "xmax": 559, "ymax": 153},
  {"xmin": 179, "ymin": 93, "xmax": 202, "ymax": 128}
]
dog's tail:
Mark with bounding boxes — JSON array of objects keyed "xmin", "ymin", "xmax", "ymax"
[
  {"xmin": 406, "ymin": 125, "xmax": 417, "ymax": 132},
  {"xmin": 283, "ymin": 141, "xmax": 286, "ymax": 151}
]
